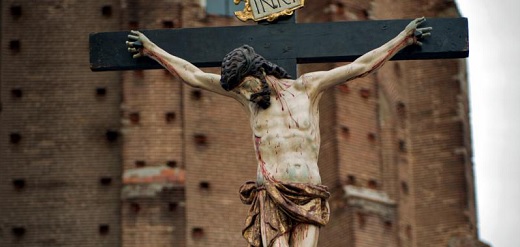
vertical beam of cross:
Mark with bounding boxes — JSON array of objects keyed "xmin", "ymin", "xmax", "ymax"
[{"xmin": 257, "ymin": 14, "xmax": 297, "ymax": 77}]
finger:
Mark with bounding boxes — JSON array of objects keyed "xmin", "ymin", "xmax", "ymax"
[
  {"xmin": 420, "ymin": 32, "xmax": 432, "ymax": 38},
  {"xmin": 126, "ymin": 40, "xmax": 143, "ymax": 48},
  {"xmin": 417, "ymin": 27, "xmax": 432, "ymax": 32},
  {"xmin": 130, "ymin": 30, "xmax": 141, "ymax": 35},
  {"xmin": 415, "ymin": 17, "xmax": 426, "ymax": 26},
  {"xmin": 128, "ymin": 47, "xmax": 138, "ymax": 53},
  {"xmin": 132, "ymin": 40, "xmax": 143, "ymax": 48},
  {"xmin": 415, "ymin": 41, "xmax": 423, "ymax": 46},
  {"xmin": 133, "ymin": 53, "xmax": 142, "ymax": 59},
  {"xmin": 128, "ymin": 34, "xmax": 139, "ymax": 41}
]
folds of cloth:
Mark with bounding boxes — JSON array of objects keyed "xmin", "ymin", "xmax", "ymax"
[{"xmin": 239, "ymin": 180, "xmax": 330, "ymax": 247}]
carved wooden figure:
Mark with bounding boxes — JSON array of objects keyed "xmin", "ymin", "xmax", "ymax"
[{"xmin": 126, "ymin": 17, "xmax": 432, "ymax": 247}]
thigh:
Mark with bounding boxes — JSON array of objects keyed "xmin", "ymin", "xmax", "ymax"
[
  {"xmin": 259, "ymin": 191, "xmax": 290, "ymax": 247},
  {"xmin": 290, "ymin": 224, "xmax": 320, "ymax": 247},
  {"xmin": 270, "ymin": 232, "xmax": 290, "ymax": 247}
]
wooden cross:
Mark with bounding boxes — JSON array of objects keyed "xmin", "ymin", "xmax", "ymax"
[{"xmin": 89, "ymin": 15, "xmax": 468, "ymax": 78}]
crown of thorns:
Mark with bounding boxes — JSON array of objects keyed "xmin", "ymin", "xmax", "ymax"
[{"xmin": 220, "ymin": 45, "xmax": 291, "ymax": 91}]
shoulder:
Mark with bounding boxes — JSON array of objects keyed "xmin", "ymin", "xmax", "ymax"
[{"xmin": 292, "ymin": 72, "xmax": 322, "ymax": 97}]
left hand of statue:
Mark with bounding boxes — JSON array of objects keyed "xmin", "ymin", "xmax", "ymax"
[
  {"xmin": 126, "ymin": 30, "xmax": 150, "ymax": 58},
  {"xmin": 404, "ymin": 17, "xmax": 432, "ymax": 46}
]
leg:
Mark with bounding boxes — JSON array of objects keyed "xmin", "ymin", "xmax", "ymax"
[
  {"xmin": 259, "ymin": 208, "xmax": 290, "ymax": 247},
  {"xmin": 259, "ymin": 191, "xmax": 290, "ymax": 247},
  {"xmin": 270, "ymin": 232, "xmax": 290, "ymax": 247},
  {"xmin": 290, "ymin": 224, "xmax": 320, "ymax": 247}
]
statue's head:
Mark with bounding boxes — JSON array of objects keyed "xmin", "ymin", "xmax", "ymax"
[{"xmin": 220, "ymin": 45, "xmax": 291, "ymax": 109}]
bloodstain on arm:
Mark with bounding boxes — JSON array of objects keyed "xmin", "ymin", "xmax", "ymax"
[
  {"xmin": 143, "ymin": 45, "xmax": 219, "ymax": 89},
  {"xmin": 134, "ymin": 33, "xmax": 243, "ymax": 99},
  {"xmin": 304, "ymin": 24, "xmax": 421, "ymax": 94}
]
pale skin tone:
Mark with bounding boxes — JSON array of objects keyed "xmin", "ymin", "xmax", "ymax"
[{"xmin": 127, "ymin": 17, "xmax": 431, "ymax": 247}]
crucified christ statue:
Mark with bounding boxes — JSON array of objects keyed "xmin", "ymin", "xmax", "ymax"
[{"xmin": 126, "ymin": 17, "xmax": 431, "ymax": 247}]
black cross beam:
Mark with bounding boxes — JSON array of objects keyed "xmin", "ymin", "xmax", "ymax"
[{"xmin": 90, "ymin": 17, "xmax": 468, "ymax": 77}]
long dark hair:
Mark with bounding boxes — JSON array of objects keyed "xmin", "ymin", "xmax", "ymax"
[{"xmin": 220, "ymin": 45, "xmax": 291, "ymax": 109}]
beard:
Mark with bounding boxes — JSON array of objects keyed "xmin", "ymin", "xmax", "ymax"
[{"xmin": 249, "ymin": 90, "xmax": 271, "ymax": 109}]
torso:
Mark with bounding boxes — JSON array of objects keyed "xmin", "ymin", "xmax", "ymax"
[{"xmin": 243, "ymin": 76, "xmax": 323, "ymax": 185}]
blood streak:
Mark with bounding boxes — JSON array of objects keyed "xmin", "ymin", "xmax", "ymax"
[
  {"xmin": 349, "ymin": 35, "xmax": 410, "ymax": 82},
  {"xmin": 149, "ymin": 50, "xmax": 182, "ymax": 79},
  {"xmin": 268, "ymin": 77, "xmax": 300, "ymax": 128},
  {"xmin": 254, "ymin": 135, "xmax": 276, "ymax": 182}
]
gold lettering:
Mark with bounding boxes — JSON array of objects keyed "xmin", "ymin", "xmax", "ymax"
[{"xmin": 245, "ymin": 0, "xmax": 303, "ymax": 21}]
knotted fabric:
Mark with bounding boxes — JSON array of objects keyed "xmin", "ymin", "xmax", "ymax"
[{"xmin": 239, "ymin": 180, "xmax": 330, "ymax": 247}]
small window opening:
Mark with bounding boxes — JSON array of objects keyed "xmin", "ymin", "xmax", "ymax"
[
  {"xmin": 357, "ymin": 212, "xmax": 366, "ymax": 229},
  {"xmin": 96, "ymin": 87, "xmax": 107, "ymax": 97},
  {"xmin": 398, "ymin": 140, "xmax": 407, "ymax": 152},
  {"xmin": 401, "ymin": 181, "xmax": 409, "ymax": 195},
  {"xmin": 165, "ymin": 112, "xmax": 176, "ymax": 123},
  {"xmin": 105, "ymin": 130, "xmax": 119, "ymax": 142},
  {"xmin": 169, "ymin": 202, "xmax": 178, "ymax": 212},
  {"xmin": 346, "ymin": 175, "xmax": 356, "ymax": 185},
  {"xmin": 199, "ymin": 181, "xmax": 210, "ymax": 189},
  {"xmin": 99, "ymin": 224, "xmax": 110, "ymax": 235},
  {"xmin": 101, "ymin": 5, "xmax": 112, "ymax": 17},
  {"xmin": 360, "ymin": 88, "xmax": 371, "ymax": 99},
  {"xmin": 11, "ymin": 5, "xmax": 22, "ymax": 19},
  {"xmin": 11, "ymin": 88, "xmax": 23, "ymax": 98},
  {"xmin": 192, "ymin": 227, "xmax": 204, "ymax": 238},
  {"xmin": 337, "ymin": 84, "xmax": 350, "ymax": 93},
  {"xmin": 12, "ymin": 227, "xmax": 26, "ymax": 237},
  {"xmin": 135, "ymin": 160, "xmax": 146, "ymax": 168},
  {"xmin": 191, "ymin": 90, "xmax": 202, "ymax": 100},
  {"xmin": 162, "ymin": 20, "xmax": 175, "ymax": 28},
  {"xmin": 13, "ymin": 179, "xmax": 26, "ymax": 190},
  {"xmin": 128, "ymin": 21, "xmax": 139, "ymax": 29},
  {"xmin": 129, "ymin": 112, "xmax": 140, "ymax": 124},
  {"xmin": 194, "ymin": 134, "xmax": 207, "ymax": 145},
  {"xmin": 368, "ymin": 179, "xmax": 379, "ymax": 189},
  {"xmin": 10, "ymin": 133, "xmax": 22, "ymax": 144},
  {"xmin": 130, "ymin": 203, "xmax": 141, "ymax": 213},
  {"xmin": 367, "ymin": 133, "xmax": 376, "ymax": 142},
  {"xmin": 166, "ymin": 160, "xmax": 177, "ymax": 168},
  {"xmin": 100, "ymin": 177, "xmax": 112, "ymax": 186},
  {"xmin": 341, "ymin": 126, "xmax": 350, "ymax": 138},
  {"xmin": 10, "ymin": 40, "xmax": 21, "ymax": 53}
]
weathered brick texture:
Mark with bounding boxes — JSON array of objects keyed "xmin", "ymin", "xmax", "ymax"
[{"xmin": 1, "ymin": 1, "xmax": 122, "ymax": 246}]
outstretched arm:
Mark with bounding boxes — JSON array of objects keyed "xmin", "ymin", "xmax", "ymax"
[
  {"xmin": 126, "ymin": 31, "xmax": 234, "ymax": 98},
  {"xmin": 306, "ymin": 17, "xmax": 432, "ymax": 93}
]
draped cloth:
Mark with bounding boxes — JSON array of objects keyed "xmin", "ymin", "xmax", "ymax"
[{"xmin": 239, "ymin": 180, "xmax": 330, "ymax": 247}]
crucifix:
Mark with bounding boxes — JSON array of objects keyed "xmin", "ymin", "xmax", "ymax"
[{"xmin": 90, "ymin": 2, "xmax": 468, "ymax": 246}]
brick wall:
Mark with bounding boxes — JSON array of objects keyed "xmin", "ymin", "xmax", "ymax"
[
  {"xmin": 119, "ymin": 1, "xmax": 186, "ymax": 246},
  {"xmin": 0, "ymin": 1, "xmax": 122, "ymax": 246},
  {"xmin": 371, "ymin": 0, "xmax": 478, "ymax": 245}
]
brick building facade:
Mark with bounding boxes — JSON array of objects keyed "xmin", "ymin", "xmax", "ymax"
[{"xmin": 0, "ymin": 0, "xmax": 487, "ymax": 246}]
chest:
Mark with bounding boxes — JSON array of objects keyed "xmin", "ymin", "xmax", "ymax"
[{"xmin": 249, "ymin": 88, "xmax": 318, "ymax": 135}]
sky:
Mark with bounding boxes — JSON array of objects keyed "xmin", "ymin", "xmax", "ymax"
[{"xmin": 455, "ymin": 1, "xmax": 520, "ymax": 246}]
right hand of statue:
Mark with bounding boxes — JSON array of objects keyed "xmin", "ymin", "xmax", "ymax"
[
  {"xmin": 403, "ymin": 17, "xmax": 432, "ymax": 46},
  {"xmin": 126, "ymin": 30, "xmax": 149, "ymax": 58}
]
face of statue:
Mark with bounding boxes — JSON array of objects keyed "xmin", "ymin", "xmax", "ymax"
[{"xmin": 233, "ymin": 76, "xmax": 264, "ymax": 101}]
